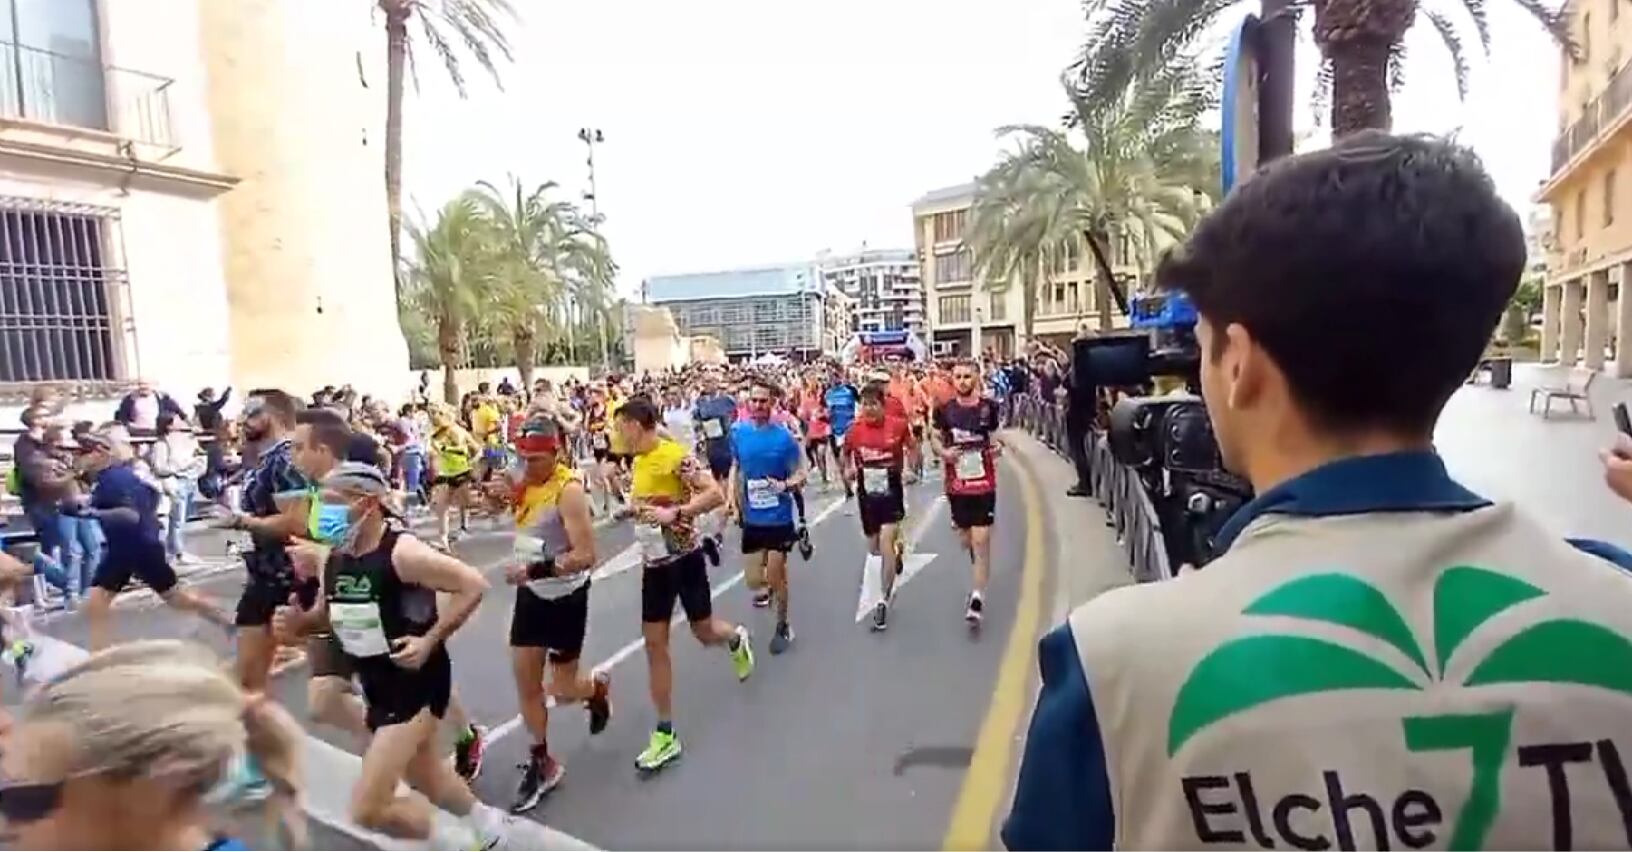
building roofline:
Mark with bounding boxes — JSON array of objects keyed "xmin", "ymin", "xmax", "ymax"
[{"xmin": 910, "ymin": 180, "xmax": 979, "ymax": 208}]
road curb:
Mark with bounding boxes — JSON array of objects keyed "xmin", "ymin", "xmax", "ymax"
[{"xmin": 940, "ymin": 450, "xmax": 1047, "ymax": 850}]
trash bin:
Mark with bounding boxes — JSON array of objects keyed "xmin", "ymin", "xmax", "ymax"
[{"xmin": 1490, "ymin": 357, "xmax": 1512, "ymax": 389}]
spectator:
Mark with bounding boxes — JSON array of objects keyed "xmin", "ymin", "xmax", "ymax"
[
  {"xmin": 148, "ymin": 412, "xmax": 206, "ymax": 564},
  {"xmin": 12, "ymin": 407, "xmax": 74, "ymax": 601},
  {"xmin": 113, "ymin": 379, "xmax": 185, "ymax": 435},
  {"xmin": 497, "ymin": 375, "xmax": 517, "ymax": 397},
  {"xmin": 193, "ymin": 386, "xmax": 232, "ymax": 435}
]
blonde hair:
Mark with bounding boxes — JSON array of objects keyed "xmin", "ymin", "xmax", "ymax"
[{"xmin": 22, "ymin": 640, "xmax": 306, "ymax": 846}]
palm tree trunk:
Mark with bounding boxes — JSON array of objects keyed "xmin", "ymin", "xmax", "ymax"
[
  {"xmin": 1328, "ymin": 39, "xmax": 1393, "ymax": 134},
  {"xmin": 1085, "ymin": 229, "xmax": 1123, "ymax": 331},
  {"xmin": 514, "ymin": 327, "xmax": 536, "ymax": 391},
  {"xmin": 383, "ymin": 2, "xmax": 410, "ymax": 314},
  {"xmin": 1021, "ymin": 256, "xmax": 1039, "ymax": 342},
  {"xmin": 437, "ymin": 316, "xmax": 460, "ymax": 405}
]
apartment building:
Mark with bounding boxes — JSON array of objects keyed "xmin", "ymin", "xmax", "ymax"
[
  {"xmin": 0, "ymin": 0, "xmax": 408, "ymax": 414},
  {"xmin": 1537, "ymin": 0, "xmax": 1632, "ymax": 374},
  {"xmin": 817, "ymin": 248, "xmax": 925, "ymax": 335},
  {"xmin": 643, "ymin": 263, "xmax": 851, "ymax": 362},
  {"xmin": 910, "ymin": 182, "xmax": 1131, "ymax": 359}
]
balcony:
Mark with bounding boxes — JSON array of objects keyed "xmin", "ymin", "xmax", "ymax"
[
  {"xmin": 1551, "ymin": 58, "xmax": 1632, "ymax": 177},
  {"xmin": 0, "ymin": 41, "xmax": 175, "ymax": 149}
]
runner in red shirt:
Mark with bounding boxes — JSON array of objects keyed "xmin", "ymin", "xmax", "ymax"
[
  {"xmin": 843, "ymin": 381, "xmax": 913, "ymax": 631},
  {"xmin": 930, "ymin": 359, "xmax": 1005, "ymax": 627},
  {"xmin": 796, "ymin": 377, "xmax": 833, "ymax": 490}
]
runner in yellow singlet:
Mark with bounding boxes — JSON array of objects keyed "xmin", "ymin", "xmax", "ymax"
[
  {"xmin": 599, "ymin": 385, "xmax": 629, "ymax": 507},
  {"xmin": 428, "ymin": 407, "xmax": 480, "ymax": 550}
]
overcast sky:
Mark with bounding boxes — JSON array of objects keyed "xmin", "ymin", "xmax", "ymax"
[{"xmin": 403, "ymin": 0, "xmax": 1559, "ymax": 299}]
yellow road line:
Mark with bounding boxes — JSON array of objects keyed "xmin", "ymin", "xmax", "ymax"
[{"xmin": 941, "ymin": 451, "xmax": 1048, "ymax": 850}]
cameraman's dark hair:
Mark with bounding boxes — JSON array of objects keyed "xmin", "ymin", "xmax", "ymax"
[
  {"xmin": 247, "ymin": 389, "xmax": 302, "ymax": 427},
  {"xmin": 295, "ymin": 408, "xmax": 351, "ymax": 458},
  {"xmin": 1156, "ymin": 132, "xmax": 1523, "ymax": 436},
  {"xmin": 616, "ymin": 395, "xmax": 660, "ymax": 430}
]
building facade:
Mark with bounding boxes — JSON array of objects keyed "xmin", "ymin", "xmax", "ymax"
[
  {"xmin": 817, "ymin": 248, "xmax": 925, "ymax": 335},
  {"xmin": 0, "ymin": 0, "xmax": 409, "ymax": 416},
  {"xmin": 643, "ymin": 263, "xmax": 850, "ymax": 361},
  {"xmin": 1538, "ymin": 0, "xmax": 1632, "ymax": 374},
  {"xmin": 911, "ymin": 182, "xmax": 1128, "ymax": 359}
]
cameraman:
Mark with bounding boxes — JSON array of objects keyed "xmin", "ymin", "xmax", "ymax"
[{"xmin": 1004, "ymin": 133, "xmax": 1632, "ymax": 850}]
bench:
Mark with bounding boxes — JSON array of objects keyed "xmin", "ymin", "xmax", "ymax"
[{"xmin": 1529, "ymin": 367, "xmax": 1599, "ymax": 419}]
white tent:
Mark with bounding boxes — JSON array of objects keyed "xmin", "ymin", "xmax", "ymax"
[{"xmin": 750, "ymin": 352, "xmax": 788, "ymax": 366}]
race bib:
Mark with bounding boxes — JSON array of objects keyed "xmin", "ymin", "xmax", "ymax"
[
  {"xmin": 513, "ymin": 533, "xmax": 546, "ymax": 563},
  {"xmin": 592, "ymin": 433, "xmax": 608, "ymax": 450},
  {"xmin": 703, "ymin": 419, "xmax": 725, "ymax": 439},
  {"xmin": 635, "ymin": 523, "xmax": 671, "ymax": 561},
  {"xmin": 330, "ymin": 601, "xmax": 389, "ymax": 658},
  {"xmin": 746, "ymin": 478, "xmax": 780, "ymax": 511},
  {"xmin": 956, "ymin": 450, "xmax": 987, "ymax": 481},
  {"xmin": 862, "ymin": 466, "xmax": 890, "ymax": 495}
]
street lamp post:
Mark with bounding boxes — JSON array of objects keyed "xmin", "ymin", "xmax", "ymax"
[{"xmin": 578, "ymin": 127, "xmax": 610, "ymax": 374}]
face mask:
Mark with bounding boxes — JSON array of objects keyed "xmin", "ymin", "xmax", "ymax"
[{"xmin": 314, "ymin": 499, "xmax": 374, "ymax": 550}]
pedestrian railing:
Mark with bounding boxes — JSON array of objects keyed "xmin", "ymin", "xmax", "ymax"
[{"xmin": 1008, "ymin": 394, "xmax": 1173, "ymax": 583}]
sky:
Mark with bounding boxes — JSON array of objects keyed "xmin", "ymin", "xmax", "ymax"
[{"xmin": 402, "ymin": 0, "xmax": 1560, "ymax": 299}]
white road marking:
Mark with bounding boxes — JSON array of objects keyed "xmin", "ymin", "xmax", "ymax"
[
  {"xmin": 591, "ymin": 543, "xmax": 644, "ymax": 582},
  {"xmin": 853, "ymin": 495, "xmax": 949, "ymax": 622},
  {"xmin": 486, "ymin": 494, "xmax": 852, "ymax": 744}
]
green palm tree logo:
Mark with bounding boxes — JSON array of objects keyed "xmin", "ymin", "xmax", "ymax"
[{"xmin": 1168, "ymin": 567, "xmax": 1632, "ymax": 850}]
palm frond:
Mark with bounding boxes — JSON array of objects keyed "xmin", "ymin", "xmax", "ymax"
[{"xmin": 1422, "ymin": 8, "xmax": 1471, "ymax": 101}]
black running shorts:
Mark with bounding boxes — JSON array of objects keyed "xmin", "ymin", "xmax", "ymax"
[
  {"xmin": 235, "ymin": 571, "xmax": 296, "ymax": 627},
  {"xmin": 358, "ymin": 646, "xmax": 452, "ymax": 731},
  {"xmin": 641, "ymin": 550, "xmax": 712, "ymax": 624},
  {"xmin": 433, "ymin": 471, "xmax": 473, "ymax": 490},
  {"xmin": 94, "ymin": 540, "xmax": 178, "ymax": 596},
  {"xmin": 948, "ymin": 492, "xmax": 997, "ymax": 530},
  {"xmin": 858, "ymin": 490, "xmax": 906, "ymax": 538},
  {"xmin": 509, "ymin": 582, "xmax": 591, "ymax": 663},
  {"xmin": 740, "ymin": 523, "xmax": 797, "ymax": 555}
]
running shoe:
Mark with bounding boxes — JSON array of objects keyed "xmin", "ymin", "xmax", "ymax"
[
  {"xmin": 5, "ymin": 638, "xmax": 33, "ymax": 688},
  {"xmin": 796, "ymin": 525, "xmax": 814, "ymax": 560},
  {"xmin": 472, "ymin": 813, "xmax": 522, "ymax": 850},
  {"xmin": 871, "ymin": 600, "xmax": 889, "ymax": 632},
  {"xmin": 206, "ymin": 752, "xmax": 272, "ymax": 805},
  {"xmin": 455, "ymin": 723, "xmax": 487, "ymax": 783},
  {"xmin": 635, "ymin": 728, "xmax": 682, "ymax": 771},
  {"xmin": 587, "ymin": 671, "xmax": 613, "ymax": 735},
  {"xmin": 729, "ymin": 624, "xmax": 755, "ymax": 681},
  {"xmin": 509, "ymin": 752, "xmax": 565, "ymax": 813},
  {"xmin": 768, "ymin": 622, "xmax": 794, "ymax": 655},
  {"xmin": 701, "ymin": 536, "xmax": 721, "ymax": 567},
  {"xmin": 751, "ymin": 589, "xmax": 771, "ymax": 608},
  {"xmin": 965, "ymin": 592, "xmax": 984, "ymax": 626}
]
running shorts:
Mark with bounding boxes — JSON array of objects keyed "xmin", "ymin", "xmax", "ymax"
[
  {"xmin": 706, "ymin": 455, "xmax": 732, "ymax": 484},
  {"xmin": 509, "ymin": 582, "xmax": 591, "ymax": 663},
  {"xmin": 308, "ymin": 633, "xmax": 356, "ymax": 680},
  {"xmin": 948, "ymin": 492, "xmax": 997, "ymax": 530},
  {"xmin": 94, "ymin": 540, "xmax": 177, "ymax": 596},
  {"xmin": 234, "ymin": 571, "xmax": 296, "ymax": 627},
  {"xmin": 641, "ymin": 549, "xmax": 712, "ymax": 624},
  {"xmin": 357, "ymin": 645, "xmax": 453, "ymax": 731},
  {"xmin": 740, "ymin": 523, "xmax": 797, "ymax": 555},
  {"xmin": 434, "ymin": 471, "xmax": 473, "ymax": 490},
  {"xmin": 858, "ymin": 489, "xmax": 906, "ymax": 538}
]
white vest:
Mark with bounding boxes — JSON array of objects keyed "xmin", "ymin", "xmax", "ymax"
[{"xmin": 1072, "ymin": 502, "xmax": 1632, "ymax": 850}]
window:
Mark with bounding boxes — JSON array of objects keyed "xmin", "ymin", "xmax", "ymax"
[
  {"xmin": 939, "ymin": 295, "xmax": 972, "ymax": 324},
  {"xmin": 932, "ymin": 209, "xmax": 967, "ymax": 243},
  {"xmin": 0, "ymin": 0, "xmax": 108, "ymax": 132},
  {"xmin": 937, "ymin": 249, "xmax": 972, "ymax": 284},
  {"xmin": 1607, "ymin": 169, "xmax": 1618, "ymax": 227},
  {"xmin": 0, "ymin": 200, "xmax": 121, "ymax": 384},
  {"xmin": 1052, "ymin": 240, "xmax": 1081, "ymax": 275},
  {"xmin": 988, "ymin": 291, "xmax": 1007, "ymax": 321},
  {"xmin": 1579, "ymin": 189, "xmax": 1589, "ymax": 239}
]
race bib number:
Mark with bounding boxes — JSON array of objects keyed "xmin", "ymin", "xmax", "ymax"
[
  {"xmin": 862, "ymin": 466, "xmax": 890, "ymax": 495},
  {"xmin": 956, "ymin": 450, "xmax": 987, "ymax": 481},
  {"xmin": 635, "ymin": 523, "xmax": 671, "ymax": 561},
  {"xmin": 513, "ymin": 533, "xmax": 546, "ymax": 563},
  {"xmin": 592, "ymin": 434, "xmax": 608, "ymax": 450},
  {"xmin": 330, "ymin": 601, "xmax": 389, "ymax": 658},
  {"xmin": 703, "ymin": 419, "xmax": 725, "ymax": 439},
  {"xmin": 746, "ymin": 478, "xmax": 780, "ymax": 511}
]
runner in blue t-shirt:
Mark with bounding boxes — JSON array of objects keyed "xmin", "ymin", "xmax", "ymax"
[
  {"xmin": 726, "ymin": 380, "xmax": 807, "ymax": 656},
  {"xmin": 822, "ymin": 377, "xmax": 859, "ymax": 499}
]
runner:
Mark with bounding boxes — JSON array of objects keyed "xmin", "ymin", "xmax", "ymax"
[
  {"xmin": 219, "ymin": 389, "xmax": 312, "ymax": 693},
  {"xmin": 281, "ymin": 462, "xmax": 518, "ymax": 847},
  {"xmin": 888, "ymin": 363, "xmax": 930, "ymax": 479},
  {"xmin": 470, "ymin": 392, "xmax": 506, "ymax": 482},
  {"xmin": 726, "ymin": 379, "xmax": 808, "ymax": 653},
  {"xmin": 797, "ymin": 375, "xmax": 833, "ymax": 491},
  {"xmin": 823, "ymin": 370, "xmax": 861, "ymax": 499},
  {"xmin": 428, "ymin": 406, "xmax": 480, "ymax": 551},
  {"xmin": 77, "ymin": 427, "xmax": 233, "ymax": 651},
  {"xmin": 618, "ymin": 396, "xmax": 754, "ymax": 772},
  {"xmin": 843, "ymin": 382, "xmax": 912, "ymax": 631},
  {"xmin": 930, "ymin": 359, "xmax": 1004, "ymax": 626},
  {"xmin": 583, "ymin": 386, "xmax": 614, "ymax": 512},
  {"xmin": 495, "ymin": 415, "xmax": 613, "ymax": 812},
  {"xmin": 601, "ymin": 380, "xmax": 631, "ymax": 505},
  {"xmin": 691, "ymin": 368, "xmax": 736, "ymax": 565}
]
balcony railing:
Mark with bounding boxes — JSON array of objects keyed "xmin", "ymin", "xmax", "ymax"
[
  {"xmin": 1553, "ymin": 58, "xmax": 1632, "ymax": 174},
  {"xmin": 0, "ymin": 41, "xmax": 174, "ymax": 149}
]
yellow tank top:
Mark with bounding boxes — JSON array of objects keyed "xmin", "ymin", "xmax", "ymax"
[
  {"xmin": 513, "ymin": 464, "xmax": 577, "ymax": 528},
  {"xmin": 629, "ymin": 437, "xmax": 697, "ymax": 558},
  {"xmin": 606, "ymin": 396, "xmax": 628, "ymax": 454},
  {"xmin": 432, "ymin": 430, "xmax": 472, "ymax": 476}
]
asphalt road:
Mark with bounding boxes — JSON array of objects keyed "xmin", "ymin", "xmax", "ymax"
[{"xmin": 22, "ymin": 460, "xmax": 1037, "ymax": 850}]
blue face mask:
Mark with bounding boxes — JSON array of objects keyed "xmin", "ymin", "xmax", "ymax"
[{"xmin": 314, "ymin": 502, "xmax": 353, "ymax": 547}]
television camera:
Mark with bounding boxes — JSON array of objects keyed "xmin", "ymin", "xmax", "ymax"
[{"xmin": 1075, "ymin": 291, "xmax": 1251, "ymax": 571}]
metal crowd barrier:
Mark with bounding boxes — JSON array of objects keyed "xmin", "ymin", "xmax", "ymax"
[{"xmin": 1009, "ymin": 394, "xmax": 1173, "ymax": 583}]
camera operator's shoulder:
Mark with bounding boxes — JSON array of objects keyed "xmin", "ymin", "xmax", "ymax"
[
  {"xmin": 1066, "ymin": 563, "xmax": 1252, "ymax": 682},
  {"xmin": 1567, "ymin": 537, "xmax": 1632, "ymax": 573}
]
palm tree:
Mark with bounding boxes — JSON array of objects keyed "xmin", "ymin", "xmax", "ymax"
[
  {"xmin": 1073, "ymin": 0, "xmax": 1569, "ymax": 136},
  {"xmin": 1169, "ymin": 566, "xmax": 1632, "ymax": 850},
  {"xmin": 473, "ymin": 178, "xmax": 571, "ymax": 390},
  {"xmin": 970, "ymin": 66, "xmax": 1215, "ymax": 333},
  {"xmin": 379, "ymin": 0, "xmax": 515, "ymax": 311},
  {"xmin": 400, "ymin": 192, "xmax": 497, "ymax": 404}
]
